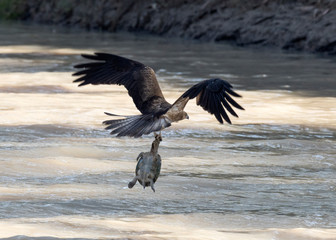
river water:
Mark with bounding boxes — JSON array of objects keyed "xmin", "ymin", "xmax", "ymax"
[{"xmin": 0, "ymin": 22, "xmax": 335, "ymax": 239}]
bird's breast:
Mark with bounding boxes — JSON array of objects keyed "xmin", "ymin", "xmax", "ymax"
[{"xmin": 164, "ymin": 107, "xmax": 185, "ymax": 123}]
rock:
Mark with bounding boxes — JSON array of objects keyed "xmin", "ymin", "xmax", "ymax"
[{"xmin": 2, "ymin": 0, "xmax": 336, "ymax": 54}]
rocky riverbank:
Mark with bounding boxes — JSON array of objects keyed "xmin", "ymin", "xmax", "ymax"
[{"xmin": 1, "ymin": 0, "xmax": 336, "ymax": 54}]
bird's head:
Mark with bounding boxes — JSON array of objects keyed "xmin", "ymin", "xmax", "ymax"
[{"xmin": 183, "ymin": 111, "xmax": 189, "ymax": 120}]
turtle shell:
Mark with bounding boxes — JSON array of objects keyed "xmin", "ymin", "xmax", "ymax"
[{"xmin": 136, "ymin": 153, "xmax": 161, "ymax": 187}]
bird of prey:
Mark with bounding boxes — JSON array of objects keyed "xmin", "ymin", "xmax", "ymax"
[{"xmin": 73, "ymin": 53, "xmax": 244, "ymax": 137}]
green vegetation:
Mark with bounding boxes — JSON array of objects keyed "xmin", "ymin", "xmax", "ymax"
[{"xmin": 0, "ymin": 0, "xmax": 26, "ymax": 20}]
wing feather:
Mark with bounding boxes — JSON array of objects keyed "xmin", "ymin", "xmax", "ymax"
[
  {"xmin": 216, "ymin": 94, "xmax": 231, "ymax": 124},
  {"xmin": 73, "ymin": 62, "xmax": 103, "ymax": 69},
  {"xmin": 213, "ymin": 93, "xmax": 226, "ymax": 124},
  {"xmin": 222, "ymin": 91, "xmax": 244, "ymax": 110},
  {"xmin": 180, "ymin": 78, "xmax": 244, "ymax": 124},
  {"xmin": 73, "ymin": 53, "xmax": 171, "ymax": 114},
  {"xmin": 103, "ymin": 112, "xmax": 171, "ymax": 138},
  {"xmin": 219, "ymin": 92, "xmax": 238, "ymax": 117}
]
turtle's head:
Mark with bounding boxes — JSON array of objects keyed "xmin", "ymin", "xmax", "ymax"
[
  {"xmin": 151, "ymin": 133, "xmax": 162, "ymax": 153},
  {"xmin": 154, "ymin": 132, "xmax": 162, "ymax": 142}
]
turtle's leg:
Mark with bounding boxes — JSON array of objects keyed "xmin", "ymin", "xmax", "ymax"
[
  {"xmin": 128, "ymin": 176, "xmax": 138, "ymax": 189},
  {"xmin": 136, "ymin": 152, "xmax": 144, "ymax": 162},
  {"xmin": 150, "ymin": 179, "xmax": 155, "ymax": 192},
  {"xmin": 142, "ymin": 177, "xmax": 146, "ymax": 189}
]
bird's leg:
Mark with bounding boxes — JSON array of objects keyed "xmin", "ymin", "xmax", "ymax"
[
  {"xmin": 128, "ymin": 176, "xmax": 138, "ymax": 189},
  {"xmin": 150, "ymin": 179, "xmax": 155, "ymax": 192},
  {"xmin": 153, "ymin": 131, "xmax": 162, "ymax": 138}
]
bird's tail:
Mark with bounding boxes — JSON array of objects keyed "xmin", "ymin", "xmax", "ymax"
[{"xmin": 103, "ymin": 112, "xmax": 171, "ymax": 138}]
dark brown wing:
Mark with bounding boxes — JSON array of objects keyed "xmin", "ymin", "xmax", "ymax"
[
  {"xmin": 73, "ymin": 53, "xmax": 171, "ymax": 115},
  {"xmin": 179, "ymin": 78, "xmax": 244, "ymax": 124}
]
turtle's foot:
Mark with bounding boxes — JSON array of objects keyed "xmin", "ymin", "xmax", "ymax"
[
  {"xmin": 128, "ymin": 177, "xmax": 137, "ymax": 189},
  {"xmin": 150, "ymin": 180, "xmax": 155, "ymax": 193}
]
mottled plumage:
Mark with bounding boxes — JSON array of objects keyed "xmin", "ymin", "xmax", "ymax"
[
  {"xmin": 73, "ymin": 53, "xmax": 244, "ymax": 137},
  {"xmin": 128, "ymin": 133, "xmax": 162, "ymax": 192}
]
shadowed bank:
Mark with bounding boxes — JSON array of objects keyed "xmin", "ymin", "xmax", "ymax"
[{"xmin": 1, "ymin": 0, "xmax": 336, "ymax": 54}]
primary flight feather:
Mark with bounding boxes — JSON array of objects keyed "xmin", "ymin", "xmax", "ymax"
[{"xmin": 73, "ymin": 53, "xmax": 244, "ymax": 137}]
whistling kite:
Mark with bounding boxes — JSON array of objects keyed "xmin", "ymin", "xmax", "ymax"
[{"xmin": 73, "ymin": 53, "xmax": 244, "ymax": 137}]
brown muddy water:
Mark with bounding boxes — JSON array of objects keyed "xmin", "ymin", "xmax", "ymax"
[{"xmin": 0, "ymin": 22, "xmax": 336, "ymax": 240}]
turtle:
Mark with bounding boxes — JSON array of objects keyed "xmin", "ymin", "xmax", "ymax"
[{"xmin": 128, "ymin": 133, "xmax": 162, "ymax": 192}]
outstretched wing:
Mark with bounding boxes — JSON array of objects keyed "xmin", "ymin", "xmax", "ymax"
[
  {"xmin": 73, "ymin": 53, "xmax": 171, "ymax": 114},
  {"xmin": 176, "ymin": 78, "xmax": 244, "ymax": 124}
]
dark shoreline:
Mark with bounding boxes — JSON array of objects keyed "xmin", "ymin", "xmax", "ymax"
[{"xmin": 1, "ymin": 0, "xmax": 336, "ymax": 54}]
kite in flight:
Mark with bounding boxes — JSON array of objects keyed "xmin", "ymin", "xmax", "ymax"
[{"xmin": 73, "ymin": 53, "xmax": 244, "ymax": 137}]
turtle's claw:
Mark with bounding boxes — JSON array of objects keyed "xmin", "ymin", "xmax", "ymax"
[
  {"xmin": 128, "ymin": 177, "xmax": 137, "ymax": 189},
  {"xmin": 150, "ymin": 179, "xmax": 155, "ymax": 192}
]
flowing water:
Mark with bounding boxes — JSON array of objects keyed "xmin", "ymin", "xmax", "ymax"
[{"xmin": 0, "ymin": 22, "xmax": 336, "ymax": 239}]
